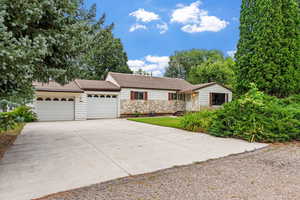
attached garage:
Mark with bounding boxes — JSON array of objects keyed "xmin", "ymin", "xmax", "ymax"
[
  {"xmin": 36, "ymin": 97, "xmax": 75, "ymax": 121},
  {"xmin": 33, "ymin": 79, "xmax": 121, "ymax": 121},
  {"xmin": 87, "ymin": 94, "xmax": 118, "ymax": 119}
]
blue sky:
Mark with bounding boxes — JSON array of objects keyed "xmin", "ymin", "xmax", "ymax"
[{"xmin": 84, "ymin": 0, "xmax": 241, "ymax": 76}]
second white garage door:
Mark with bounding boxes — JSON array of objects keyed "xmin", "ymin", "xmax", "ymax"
[{"xmin": 87, "ymin": 94, "xmax": 118, "ymax": 119}]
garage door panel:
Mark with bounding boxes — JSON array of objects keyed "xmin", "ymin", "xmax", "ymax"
[
  {"xmin": 36, "ymin": 101, "xmax": 74, "ymax": 121},
  {"xmin": 87, "ymin": 96, "xmax": 118, "ymax": 119}
]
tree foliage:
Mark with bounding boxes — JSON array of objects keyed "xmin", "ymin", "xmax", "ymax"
[
  {"xmin": 0, "ymin": 0, "xmax": 87, "ymax": 98},
  {"xmin": 235, "ymin": 0, "xmax": 300, "ymax": 97},
  {"xmin": 77, "ymin": 6, "xmax": 131, "ymax": 80},
  {"xmin": 0, "ymin": 0, "xmax": 131, "ymax": 100},
  {"xmin": 164, "ymin": 49, "xmax": 225, "ymax": 79},
  {"xmin": 134, "ymin": 69, "xmax": 151, "ymax": 76},
  {"xmin": 79, "ymin": 28, "xmax": 131, "ymax": 80},
  {"xmin": 188, "ymin": 57, "xmax": 235, "ymax": 87}
]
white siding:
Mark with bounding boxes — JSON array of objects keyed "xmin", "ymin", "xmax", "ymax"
[
  {"xmin": 120, "ymin": 88, "xmax": 175, "ymax": 100},
  {"xmin": 75, "ymin": 93, "xmax": 87, "ymax": 120},
  {"xmin": 196, "ymin": 84, "xmax": 232, "ymax": 107}
]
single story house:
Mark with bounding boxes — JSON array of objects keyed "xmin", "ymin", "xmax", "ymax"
[{"xmin": 33, "ymin": 72, "xmax": 232, "ymax": 121}]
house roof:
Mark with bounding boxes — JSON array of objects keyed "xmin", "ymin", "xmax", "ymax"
[
  {"xmin": 33, "ymin": 81, "xmax": 84, "ymax": 93},
  {"xmin": 75, "ymin": 79, "xmax": 120, "ymax": 91},
  {"xmin": 108, "ymin": 72, "xmax": 193, "ymax": 91},
  {"xmin": 34, "ymin": 74, "xmax": 231, "ymax": 93},
  {"xmin": 34, "ymin": 79, "xmax": 120, "ymax": 93}
]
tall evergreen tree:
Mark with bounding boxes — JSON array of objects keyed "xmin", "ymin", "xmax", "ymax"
[
  {"xmin": 0, "ymin": 0, "xmax": 86, "ymax": 98},
  {"xmin": 235, "ymin": 0, "xmax": 300, "ymax": 97}
]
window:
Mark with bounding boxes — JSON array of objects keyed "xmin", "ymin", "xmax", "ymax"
[
  {"xmin": 168, "ymin": 93, "xmax": 185, "ymax": 101},
  {"xmin": 53, "ymin": 98, "xmax": 59, "ymax": 101},
  {"xmin": 37, "ymin": 97, "xmax": 43, "ymax": 101},
  {"xmin": 100, "ymin": 95, "xmax": 105, "ymax": 98},
  {"xmin": 45, "ymin": 98, "xmax": 51, "ymax": 101},
  {"xmin": 210, "ymin": 93, "xmax": 228, "ymax": 106},
  {"xmin": 131, "ymin": 91, "xmax": 147, "ymax": 100},
  {"xmin": 112, "ymin": 95, "xmax": 117, "ymax": 98},
  {"xmin": 88, "ymin": 94, "xmax": 93, "ymax": 98},
  {"xmin": 106, "ymin": 95, "xmax": 111, "ymax": 98},
  {"xmin": 94, "ymin": 95, "xmax": 99, "ymax": 98},
  {"xmin": 61, "ymin": 98, "xmax": 67, "ymax": 101},
  {"xmin": 68, "ymin": 98, "xmax": 74, "ymax": 101}
]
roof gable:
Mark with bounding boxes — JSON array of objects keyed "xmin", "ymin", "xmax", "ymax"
[{"xmin": 181, "ymin": 82, "xmax": 232, "ymax": 92}]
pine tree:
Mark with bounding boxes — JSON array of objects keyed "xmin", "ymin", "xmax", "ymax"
[{"xmin": 235, "ymin": 0, "xmax": 300, "ymax": 97}]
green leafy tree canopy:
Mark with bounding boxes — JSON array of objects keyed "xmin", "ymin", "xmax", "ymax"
[
  {"xmin": 188, "ymin": 58, "xmax": 235, "ymax": 88},
  {"xmin": 164, "ymin": 49, "xmax": 225, "ymax": 80}
]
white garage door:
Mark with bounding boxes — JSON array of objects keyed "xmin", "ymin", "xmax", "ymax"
[
  {"xmin": 87, "ymin": 94, "xmax": 118, "ymax": 119},
  {"xmin": 36, "ymin": 97, "xmax": 75, "ymax": 121}
]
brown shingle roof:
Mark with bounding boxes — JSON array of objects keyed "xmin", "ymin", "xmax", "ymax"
[
  {"xmin": 33, "ymin": 81, "xmax": 83, "ymax": 93},
  {"xmin": 75, "ymin": 79, "xmax": 120, "ymax": 91},
  {"xmin": 108, "ymin": 72, "xmax": 193, "ymax": 91}
]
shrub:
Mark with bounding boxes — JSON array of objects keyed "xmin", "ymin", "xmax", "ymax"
[
  {"xmin": 281, "ymin": 94, "xmax": 300, "ymax": 105},
  {"xmin": 13, "ymin": 106, "xmax": 37, "ymax": 122},
  {"xmin": 180, "ymin": 109, "xmax": 216, "ymax": 132},
  {"xmin": 209, "ymin": 86, "xmax": 300, "ymax": 142},
  {"xmin": 0, "ymin": 106, "xmax": 36, "ymax": 132},
  {"xmin": 0, "ymin": 112, "xmax": 18, "ymax": 132}
]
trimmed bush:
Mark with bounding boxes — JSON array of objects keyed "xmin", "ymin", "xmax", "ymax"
[
  {"xmin": 180, "ymin": 109, "xmax": 216, "ymax": 132},
  {"xmin": 209, "ymin": 86, "xmax": 300, "ymax": 142}
]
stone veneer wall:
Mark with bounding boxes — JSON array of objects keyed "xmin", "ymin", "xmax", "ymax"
[{"xmin": 120, "ymin": 100, "xmax": 185, "ymax": 115}]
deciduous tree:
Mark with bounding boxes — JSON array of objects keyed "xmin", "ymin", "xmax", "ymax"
[
  {"xmin": 164, "ymin": 49, "xmax": 224, "ymax": 79},
  {"xmin": 188, "ymin": 58, "xmax": 235, "ymax": 88}
]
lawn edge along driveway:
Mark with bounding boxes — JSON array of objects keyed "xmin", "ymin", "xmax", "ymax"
[{"xmin": 127, "ymin": 117, "xmax": 182, "ymax": 129}]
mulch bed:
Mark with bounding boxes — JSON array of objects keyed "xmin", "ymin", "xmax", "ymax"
[
  {"xmin": 0, "ymin": 134, "xmax": 18, "ymax": 160},
  {"xmin": 0, "ymin": 123, "xmax": 25, "ymax": 160}
]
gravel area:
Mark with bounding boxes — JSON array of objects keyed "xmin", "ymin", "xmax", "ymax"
[{"xmin": 36, "ymin": 143, "xmax": 300, "ymax": 200}]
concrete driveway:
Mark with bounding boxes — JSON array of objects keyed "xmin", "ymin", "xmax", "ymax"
[{"xmin": 0, "ymin": 119, "xmax": 267, "ymax": 200}]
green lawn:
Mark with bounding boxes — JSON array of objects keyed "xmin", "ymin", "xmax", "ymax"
[{"xmin": 128, "ymin": 117, "xmax": 183, "ymax": 129}]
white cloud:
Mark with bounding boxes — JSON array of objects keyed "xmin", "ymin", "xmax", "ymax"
[
  {"xmin": 129, "ymin": 8, "xmax": 160, "ymax": 23},
  {"xmin": 129, "ymin": 24, "xmax": 147, "ymax": 32},
  {"xmin": 227, "ymin": 50, "xmax": 237, "ymax": 58},
  {"xmin": 127, "ymin": 60, "xmax": 145, "ymax": 71},
  {"xmin": 127, "ymin": 55, "xmax": 170, "ymax": 77},
  {"xmin": 145, "ymin": 55, "xmax": 169, "ymax": 65},
  {"xmin": 156, "ymin": 22, "xmax": 169, "ymax": 34},
  {"xmin": 171, "ymin": 1, "xmax": 229, "ymax": 33},
  {"xmin": 152, "ymin": 70, "xmax": 163, "ymax": 76},
  {"xmin": 181, "ymin": 16, "xmax": 228, "ymax": 33}
]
